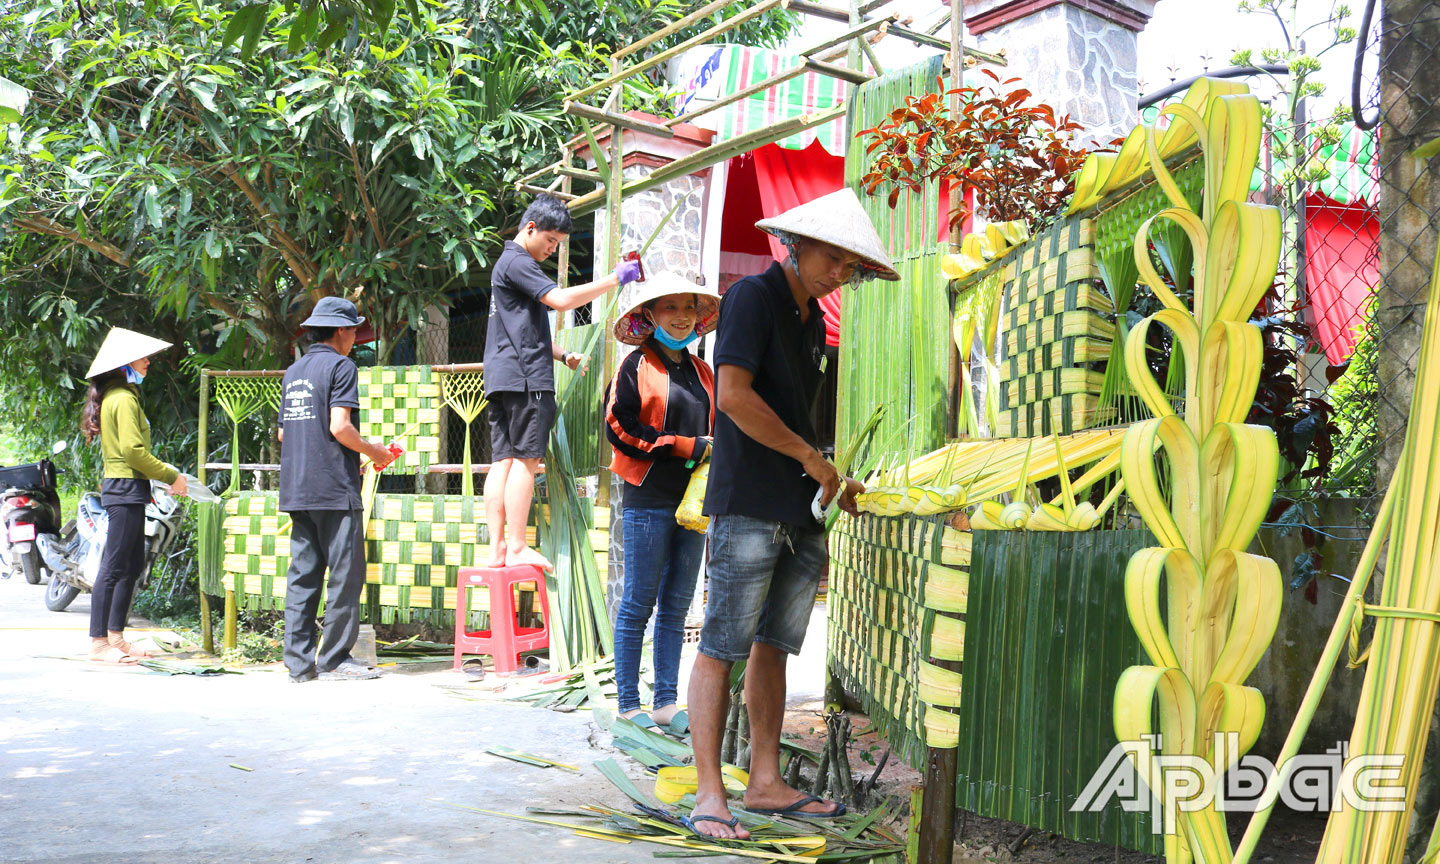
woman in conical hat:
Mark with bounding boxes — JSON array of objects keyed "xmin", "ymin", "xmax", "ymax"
[
  {"xmin": 604, "ymin": 271, "xmax": 719, "ymax": 733},
  {"xmin": 79, "ymin": 327, "xmax": 186, "ymax": 665}
]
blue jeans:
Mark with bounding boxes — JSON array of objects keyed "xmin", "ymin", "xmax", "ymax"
[{"xmin": 616, "ymin": 506, "xmax": 706, "ymax": 714}]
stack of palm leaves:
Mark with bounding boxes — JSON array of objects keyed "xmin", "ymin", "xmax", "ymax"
[{"xmin": 855, "ymin": 430, "xmax": 1124, "ymax": 528}]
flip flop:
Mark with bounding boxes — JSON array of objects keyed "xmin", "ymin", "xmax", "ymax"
[
  {"xmin": 623, "ymin": 712, "xmax": 659, "ymax": 730},
  {"xmin": 661, "ymin": 709, "xmax": 689, "ymax": 736},
  {"xmin": 682, "ymin": 813, "xmax": 744, "ymax": 838},
  {"xmin": 745, "ymin": 795, "xmax": 847, "ymax": 819},
  {"xmin": 89, "ymin": 646, "xmax": 139, "ymax": 666}
]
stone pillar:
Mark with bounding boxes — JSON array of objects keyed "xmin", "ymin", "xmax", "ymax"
[
  {"xmin": 962, "ymin": 0, "xmax": 1160, "ymax": 146},
  {"xmin": 574, "ymin": 117, "xmax": 716, "ymax": 289}
]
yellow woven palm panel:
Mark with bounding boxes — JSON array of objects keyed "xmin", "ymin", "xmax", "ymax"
[
  {"xmin": 1003, "ymin": 368, "xmax": 1107, "ymax": 405},
  {"xmin": 222, "ymin": 553, "xmax": 249, "ymax": 574},
  {"xmin": 994, "ymin": 394, "xmax": 1109, "ymax": 438},
  {"xmin": 1005, "ymin": 252, "xmax": 1100, "ymax": 310},
  {"xmin": 1007, "ymin": 275, "xmax": 1112, "ymax": 325},
  {"xmin": 256, "ymin": 557, "xmax": 283, "ymax": 577},
  {"xmin": 1004, "ymin": 310, "xmax": 1115, "ymax": 356},
  {"xmin": 1005, "ymin": 338, "xmax": 1114, "ymax": 378},
  {"xmin": 923, "ymin": 565, "xmax": 969, "ymax": 613}
]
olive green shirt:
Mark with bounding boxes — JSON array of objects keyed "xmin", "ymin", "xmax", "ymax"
[{"xmin": 100, "ymin": 385, "xmax": 179, "ymax": 484}]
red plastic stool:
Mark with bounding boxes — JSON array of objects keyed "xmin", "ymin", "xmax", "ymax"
[{"xmin": 453, "ymin": 564, "xmax": 550, "ymax": 675}]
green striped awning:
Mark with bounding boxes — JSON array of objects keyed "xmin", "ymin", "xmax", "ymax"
[{"xmin": 672, "ymin": 45, "xmax": 850, "ymax": 155}]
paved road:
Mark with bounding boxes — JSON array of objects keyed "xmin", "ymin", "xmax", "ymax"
[{"xmin": 0, "ymin": 576, "xmax": 668, "ymax": 864}]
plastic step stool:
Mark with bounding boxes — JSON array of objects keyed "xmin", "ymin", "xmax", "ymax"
[{"xmin": 453, "ymin": 564, "xmax": 549, "ymax": 675}]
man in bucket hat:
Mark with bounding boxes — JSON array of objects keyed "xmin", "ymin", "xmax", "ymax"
[
  {"xmin": 277, "ymin": 296, "xmax": 397, "ymax": 682},
  {"xmin": 685, "ymin": 189, "xmax": 900, "ymax": 839}
]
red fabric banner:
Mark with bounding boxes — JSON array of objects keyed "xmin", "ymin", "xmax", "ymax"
[{"xmin": 1303, "ymin": 195, "xmax": 1378, "ymax": 364}]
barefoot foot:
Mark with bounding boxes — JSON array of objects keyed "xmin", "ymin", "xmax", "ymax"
[{"xmin": 506, "ymin": 545, "xmax": 553, "ymax": 572}]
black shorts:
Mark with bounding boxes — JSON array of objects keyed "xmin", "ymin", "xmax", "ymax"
[{"xmin": 488, "ymin": 390, "xmax": 556, "ymax": 461}]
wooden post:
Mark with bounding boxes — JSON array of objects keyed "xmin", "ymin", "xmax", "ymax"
[
  {"xmin": 907, "ymin": 784, "xmax": 925, "ymax": 864},
  {"xmin": 196, "ymin": 369, "xmax": 215, "ymax": 654},
  {"xmin": 556, "ymin": 145, "xmax": 573, "ymax": 331},
  {"xmin": 596, "ymin": 60, "xmax": 624, "ymax": 510}
]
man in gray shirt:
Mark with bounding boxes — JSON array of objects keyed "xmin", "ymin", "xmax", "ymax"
[{"xmin": 278, "ymin": 297, "xmax": 397, "ymax": 682}]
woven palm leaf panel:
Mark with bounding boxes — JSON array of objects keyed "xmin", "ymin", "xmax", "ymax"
[
  {"xmin": 828, "ymin": 512, "xmax": 970, "ymax": 770},
  {"xmin": 218, "ymin": 492, "xmax": 608, "ymax": 628},
  {"xmin": 839, "ymin": 54, "xmax": 951, "ymax": 457},
  {"xmin": 986, "ymin": 217, "xmax": 1115, "ymax": 438},
  {"xmin": 358, "ymin": 366, "xmax": 441, "ymax": 472},
  {"xmin": 953, "ymin": 529, "xmax": 1161, "ymax": 854}
]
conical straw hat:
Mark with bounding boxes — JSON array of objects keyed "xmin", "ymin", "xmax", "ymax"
[
  {"xmin": 85, "ymin": 327, "xmax": 173, "ymax": 379},
  {"xmin": 755, "ymin": 188, "xmax": 900, "ymax": 282},
  {"xmin": 612, "ymin": 271, "xmax": 721, "ymax": 346}
]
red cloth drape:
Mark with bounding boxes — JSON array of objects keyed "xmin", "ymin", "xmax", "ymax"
[
  {"xmin": 1304, "ymin": 195, "xmax": 1378, "ymax": 364},
  {"xmin": 720, "ymin": 140, "xmax": 955, "ymax": 346}
]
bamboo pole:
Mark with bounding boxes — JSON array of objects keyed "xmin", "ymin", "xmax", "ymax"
[
  {"xmin": 859, "ymin": 37, "xmax": 885, "ymax": 76},
  {"xmin": 556, "ymin": 147, "xmax": 573, "ymax": 334},
  {"xmin": 789, "ymin": 0, "xmax": 1007, "ymax": 64},
  {"xmin": 204, "ymin": 369, "xmax": 285, "ymax": 378},
  {"xmin": 197, "ymin": 371, "xmax": 214, "ymax": 655},
  {"xmin": 798, "ymin": 14, "xmax": 894, "ymax": 56},
  {"xmin": 568, "ymin": 0, "xmax": 791, "ymax": 103},
  {"xmin": 663, "ymin": 63, "xmax": 811, "ymax": 128},
  {"xmin": 596, "ymin": 59, "xmax": 625, "ymax": 510},
  {"xmin": 224, "ymin": 589, "xmax": 237, "ymax": 650},
  {"xmin": 804, "ymin": 57, "xmax": 875, "ymax": 86},
  {"xmin": 568, "ymin": 106, "xmax": 849, "ymax": 216},
  {"xmin": 613, "ymin": 0, "xmax": 735, "ymax": 60},
  {"xmin": 555, "ymin": 165, "xmax": 602, "ymax": 183},
  {"xmin": 563, "ymin": 101, "xmax": 677, "ymax": 138},
  {"xmin": 516, "ymin": 183, "xmax": 576, "ymax": 201}
]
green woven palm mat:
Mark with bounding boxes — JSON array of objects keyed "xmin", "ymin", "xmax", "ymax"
[
  {"xmin": 358, "ymin": 366, "xmax": 440, "ymax": 473},
  {"xmin": 953, "ymin": 529, "xmax": 1162, "ymax": 854},
  {"xmin": 212, "ymin": 376, "xmax": 282, "ymax": 493},
  {"xmin": 218, "ymin": 492, "xmax": 571, "ymax": 629},
  {"xmin": 1002, "ymin": 368, "xmax": 1107, "ymax": 408},
  {"xmin": 995, "ymin": 394, "xmax": 1108, "ymax": 438},
  {"xmin": 827, "ymin": 512, "xmax": 964, "ymax": 771}
]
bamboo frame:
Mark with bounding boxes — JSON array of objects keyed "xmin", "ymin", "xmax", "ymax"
[
  {"xmin": 789, "ymin": 0, "xmax": 1008, "ymax": 65},
  {"xmin": 563, "ymin": 101, "xmax": 676, "ymax": 138},
  {"xmin": 805, "ymin": 57, "xmax": 874, "ymax": 86},
  {"xmin": 567, "ymin": 105, "xmax": 848, "ymax": 216},
  {"xmin": 799, "ymin": 14, "xmax": 894, "ymax": 56},
  {"xmin": 612, "ymin": 0, "xmax": 735, "ymax": 60},
  {"xmin": 554, "ymin": 165, "xmax": 602, "ymax": 183},
  {"xmin": 516, "ymin": 182, "xmax": 576, "ymax": 201},
  {"xmin": 568, "ymin": 0, "xmax": 791, "ymax": 102}
]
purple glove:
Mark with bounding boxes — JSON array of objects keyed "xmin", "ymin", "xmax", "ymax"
[{"xmin": 615, "ymin": 258, "xmax": 643, "ymax": 285}]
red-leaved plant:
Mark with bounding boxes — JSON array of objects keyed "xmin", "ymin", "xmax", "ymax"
[{"xmin": 859, "ymin": 70, "xmax": 1094, "ymax": 230}]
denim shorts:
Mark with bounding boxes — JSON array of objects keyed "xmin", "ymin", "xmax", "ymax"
[{"xmin": 698, "ymin": 514, "xmax": 827, "ymax": 663}]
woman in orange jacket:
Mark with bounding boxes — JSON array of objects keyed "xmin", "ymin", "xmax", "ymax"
[{"xmin": 604, "ymin": 272, "xmax": 720, "ymax": 734}]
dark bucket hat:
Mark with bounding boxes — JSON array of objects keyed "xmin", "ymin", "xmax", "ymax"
[{"xmin": 301, "ymin": 296, "xmax": 366, "ymax": 328}]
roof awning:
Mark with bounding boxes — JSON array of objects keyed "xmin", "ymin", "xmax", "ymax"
[{"xmin": 670, "ymin": 45, "xmax": 851, "ymax": 157}]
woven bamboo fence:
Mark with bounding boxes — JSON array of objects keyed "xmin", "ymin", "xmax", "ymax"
[{"xmin": 195, "ymin": 354, "xmax": 609, "ymax": 635}]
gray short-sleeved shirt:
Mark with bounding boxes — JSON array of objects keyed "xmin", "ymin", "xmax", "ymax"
[
  {"xmin": 485, "ymin": 240, "xmax": 556, "ymax": 395},
  {"xmin": 278, "ymin": 344, "xmax": 362, "ymax": 512}
]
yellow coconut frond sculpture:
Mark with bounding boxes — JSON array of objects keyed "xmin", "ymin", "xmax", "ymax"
[{"xmin": 1106, "ymin": 84, "xmax": 1284, "ymax": 864}]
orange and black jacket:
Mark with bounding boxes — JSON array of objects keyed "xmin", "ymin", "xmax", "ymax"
[{"xmin": 605, "ymin": 344, "xmax": 715, "ymax": 506}]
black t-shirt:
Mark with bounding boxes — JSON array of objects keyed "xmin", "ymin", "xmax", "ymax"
[
  {"xmin": 277, "ymin": 344, "xmax": 363, "ymax": 512},
  {"xmin": 609, "ymin": 345, "xmax": 713, "ymax": 509},
  {"xmin": 703, "ymin": 262, "xmax": 826, "ymax": 527},
  {"xmin": 486, "ymin": 240, "xmax": 556, "ymax": 395}
]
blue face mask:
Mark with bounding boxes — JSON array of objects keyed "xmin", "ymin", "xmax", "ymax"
[
  {"xmin": 124, "ymin": 365, "xmax": 145, "ymax": 385},
  {"xmin": 653, "ymin": 327, "xmax": 699, "ymax": 350}
]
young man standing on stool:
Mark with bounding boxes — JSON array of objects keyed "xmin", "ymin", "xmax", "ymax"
[
  {"xmin": 686, "ymin": 190, "xmax": 899, "ymax": 838},
  {"xmin": 484, "ymin": 194, "xmax": 645, "ymax": 570},
  {"xmin": 279, "ymin": 297, "xmax": 397, "ymax": 683}
]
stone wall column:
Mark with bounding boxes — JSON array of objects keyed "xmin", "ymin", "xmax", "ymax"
[{"xmin": 963, "ymin": 0, "xmax": 1160, "ymax": 147}]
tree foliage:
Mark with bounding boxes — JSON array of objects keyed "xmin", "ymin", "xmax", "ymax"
[
  {"xmin": 0, "ymin": 0, "xmax": 794, "ymax": 483},
  {"xmin": 858, "ymin": 70, "xmax": 1092, "ymax": 230}
]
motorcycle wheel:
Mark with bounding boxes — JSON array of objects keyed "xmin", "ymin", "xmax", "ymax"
[
  {"xmin": 21, "ymin": 548, "xmax": 41, "ymax": 585},
  {"xmin": 45, "ymin": 573, "xmax": 79, "ymax": 612}
]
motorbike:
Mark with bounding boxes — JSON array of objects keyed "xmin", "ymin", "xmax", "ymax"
[
  {"xmin": 40, "ymin": 478, "xmax": 188, "ymax": 613},
  {"xmin": 0, "ymin": 441, "xmax": 66, "ymax": 585}
]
